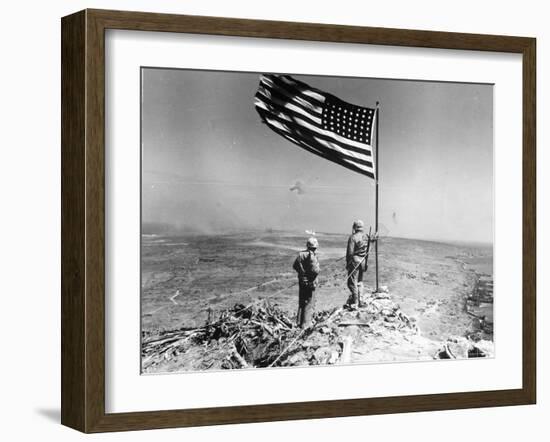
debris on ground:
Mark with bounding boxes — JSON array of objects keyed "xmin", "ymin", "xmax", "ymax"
[
  {"xmin": 434, "ymin": 336, "xmax": 495, "ymax": 359},
  {"xmin": 142, "ymin": 286, "xmax": 494, "ymax": 373},
  {"xmin": 143, "ymin": 288, "xmax": 424, "ymax": 372},
  {"xmin": 466, "ymin": 275, "xmax": 494, "ymax": 340},
  {"xmin": 142, "ymin": 300, "xmax": 297, "ymax": 371}
]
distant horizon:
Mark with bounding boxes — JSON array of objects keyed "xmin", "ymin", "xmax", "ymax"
[{"xmin": 142, "ymin": 224, "xmax": 493, "ymax": 248}]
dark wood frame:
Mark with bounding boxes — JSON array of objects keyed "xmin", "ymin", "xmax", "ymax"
[{"xmin": 61, "ymin": 9, "xmax": 536, "ymax": 433}]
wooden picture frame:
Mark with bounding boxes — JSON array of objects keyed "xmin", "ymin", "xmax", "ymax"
[{"xmin": 61, "ymin": 9, "xmax": 536, "ymax": 433}]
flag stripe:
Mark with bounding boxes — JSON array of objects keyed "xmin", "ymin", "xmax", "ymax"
[
  {"xmin": 262, "ymin": 75, "xmax": 325, "ymax": 109},
  {"xmin": 268, "ymin": 126, "xmax": 375, "ymax": 178},
  {"xmin": 260, "ymin": 78, "xmax": 324, "ymax": 116},
  {"xmin": 258, "ymin": 79, "xmax": 374, "ymax": 152},
  {"xmin": 255, "ymin": 74, "xmax": 376, "ymax": 179},
  {"xmin": 255, "ymin": 89, "xmax": 322, "ymax": 125},
  {"xmin": 259, "ymin": 110, "xmax": 374, "ymax": 167},
  {"xmin": 292, "ymin": 114, "xmax": 373, "ymax": 156},
  {"xmin": 258, "ymin": 80, "xmax": 323, "ymax": 119},
  {"xmin": 258, "ymin": 109, "xmax": 374, "ymax": 169},
  {"xmin": 262, "ymin": 115, "xmax": 375, "ymax": 178},
  {"xmin": 278, "ymin": 75, "xmax": 328, "ymax": 105},
  {"xmin": 255, "ymin": 94, "xmax": 373, "ymax": 157},
  {"xmin": 278, "ymin": 75, "xmax": 327, "ymax": 103}
]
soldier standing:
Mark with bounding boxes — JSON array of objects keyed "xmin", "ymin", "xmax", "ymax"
[
  {"xmin": 293, "ymin": 237, "xmax": 320, "ymax": 328},
  {"xmin": 346, "ymin": 220, "xmax": 376, "ymax": 309}
]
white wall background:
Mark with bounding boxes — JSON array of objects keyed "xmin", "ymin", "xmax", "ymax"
[{"xmin": 0, "ymin": 0, "xmax": 546, "ymax": 440}]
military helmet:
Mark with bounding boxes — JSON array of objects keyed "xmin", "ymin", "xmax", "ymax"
[
  {"xmin": 306, "ymin": 237, "xmax": 319, "ymax": 249},
  {"xmin": 352, "ymin": 220, "xmax": 364, "ymax": 231}
]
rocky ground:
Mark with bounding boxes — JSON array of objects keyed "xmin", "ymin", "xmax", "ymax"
[{"xmin": 141, "ymin": 232, "xmax": 493, "ymax": 373}]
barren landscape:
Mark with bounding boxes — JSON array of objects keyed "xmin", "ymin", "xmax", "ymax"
[{"xmin": 141, "ymin": 231, "xmax": 493, "ymax": 373}]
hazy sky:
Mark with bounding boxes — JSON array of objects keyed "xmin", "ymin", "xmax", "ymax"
[{"xmin": 142, "ymin": 68, "xmax": 493, "ymax": 243}]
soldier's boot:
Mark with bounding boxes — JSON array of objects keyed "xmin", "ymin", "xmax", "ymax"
[
  {"xmin": 357, "ymin": 283, "xmax": 365, "ymax": 308},
  {"xmin": 345, "ymin": 293, "xmax": 359, "ymax": 311}
]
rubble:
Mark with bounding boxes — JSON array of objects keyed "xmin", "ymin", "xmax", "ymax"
[
  {"xmin": 142, "ymin": 289, "xmax": 424, "ymax": 371},
  {"xmin": 142, "ymin": 286, "xmax": 494, "ymax": 373},
  {"xmin": 434, "ymin": 336, "xmax": 494, "ymax": 359},
  {"xmin": 466, "ymin": 274, "xmax": 494, "ymax": 340},
  {"xmin": 142, "ymin": 300, "xmax": 299, "ymax": 370}
]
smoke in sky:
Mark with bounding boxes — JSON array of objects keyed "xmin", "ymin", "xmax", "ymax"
[{"xmin": 289, "ymin": 180, "xmax": 306, "ymax": 195}]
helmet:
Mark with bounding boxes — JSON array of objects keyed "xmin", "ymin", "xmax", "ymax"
[
  {"xmin": 352, "ymin": 220, "xmax": 364, "ymax": 231},
  {"xmin": 306, "ymin": 237, "xmax": 319, "ymax": 249}
]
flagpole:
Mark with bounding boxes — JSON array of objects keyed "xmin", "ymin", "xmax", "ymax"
[{"xmin": 374, "ymin": 101, "xmax": 380, "ymax": 293}]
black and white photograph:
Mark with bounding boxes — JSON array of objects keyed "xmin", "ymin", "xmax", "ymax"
[
  {"xmin": 1, "ymin": 0, "xmax": 544, "ymax": 438},
  {"xmin": 140, "ymin": 68, "xmax": 494, "ymax": 374}
]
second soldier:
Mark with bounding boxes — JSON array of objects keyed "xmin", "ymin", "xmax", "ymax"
[
  {"xmin": 293, "ymin": 237, "xmax": 320, "ymax": 328},
  {"xmin": 345, "ymin": 220, "xmax": 375, "ymax": 309}
]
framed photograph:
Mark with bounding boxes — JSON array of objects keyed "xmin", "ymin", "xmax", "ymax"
[{"xmin": 61, "ymin": 9, "xmax": 536, "ymax": 433}]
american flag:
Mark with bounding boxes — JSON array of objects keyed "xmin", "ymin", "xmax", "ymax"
[{"xmin": 254, "ymin": 74, "xmax": 376, "ymax": 179}]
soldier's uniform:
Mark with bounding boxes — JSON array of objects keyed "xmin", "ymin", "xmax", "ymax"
[
  {"xmin": 346, "ymin": 221, "xmax": 370, "ymax": 307},
  {"xmin": 293, "ymin": 238, "xmax": 320, "ymax": 328}
]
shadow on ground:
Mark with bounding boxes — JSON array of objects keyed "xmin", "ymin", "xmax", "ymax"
[{"xmin": 35, "ymin": 408, "xmax": 60, "ymax": 423}]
